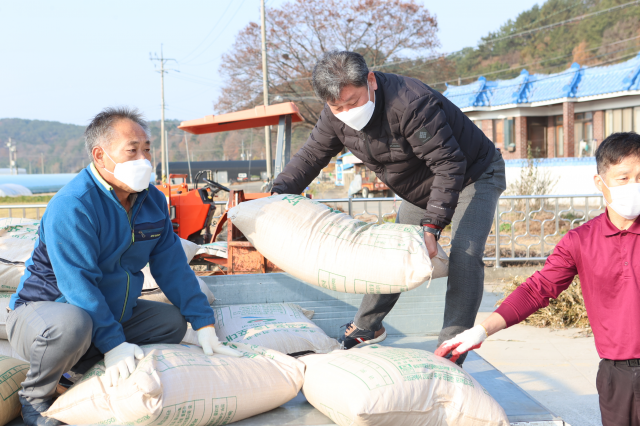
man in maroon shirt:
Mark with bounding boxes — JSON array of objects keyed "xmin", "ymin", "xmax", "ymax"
[{"xmin": 436, "ymin": 132, "xmax": 640, "ymax": 426}]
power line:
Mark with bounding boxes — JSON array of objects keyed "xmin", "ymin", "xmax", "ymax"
[
  {"xmin": 367, "ymin": 0, "xmax": 640, "ymax": 72},
  {"xmin": 483, "ymin": 0, "xmax": 640, "ymax": 45},
  {"xmin": 429, "ymin": 35, "xmax": 640, "ymax": 87},
  {"xmin": 180, "ymin": 1, "xmax": 236, "ymax": 63},
  {"xmin": 271, "ymin": 34, "xmax": 640, "ymax": 98},
  {"xmin": 443, "ymin": 50, "xmax": 640, "ymax": 102},
  {"xmin": 181, "ymin": 0, "xmax": 250, "ymax": 66}
]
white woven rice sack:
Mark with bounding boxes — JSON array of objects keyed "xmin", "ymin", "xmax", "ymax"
[
  {"xmin": 302, "ymin": 345, "xmax": 509, "ymax": 426},
  {"xmin": 228, "ymin": 194, "xmax": 448, "ymax": 294},
  {"xmin": 139, "ymin": 276, "xmax": 215, "ymax": 305},
  {"xmin": 0, "ymin": 293, "xmax": 11, "ymax": 340},
  {"xmin": 0, "ymin": 355, "xmax": 29, "ymax": 425},
  {"xmin": 182, "ymin": 303, "xmax": 337, "ymax": 355},
  {"xmin": 142, "ymin": 238, "xmax": 201, "ymax": 290},
  {"xmin": 0, "ymin": 218, "xmax": 39, "ymax": 292},
  {"xmin": 44, "ymin": 342, "xmax": 305, "ymax": 426}
]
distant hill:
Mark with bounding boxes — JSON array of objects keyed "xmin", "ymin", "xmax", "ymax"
[
  {"xmin": 445, "ymin": 0, "xmax": 640, "ymax": 88},
  {"xmin": 0, "ymin": 118, "xmax": 306, "ymax": 174}
]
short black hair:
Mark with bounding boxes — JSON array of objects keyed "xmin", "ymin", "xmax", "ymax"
[
  {"xmin": 312, "ymin": 51, "xmax": 369, "ymax": 103},
  {"xmin": 595, "ymin": 132, "xmax": 640, "ymax": 175},
  {"xmin": 84, "ymin": 107, "xmax": 149, "ymax": 158}
]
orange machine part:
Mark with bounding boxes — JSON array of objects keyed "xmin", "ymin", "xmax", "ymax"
[
  {"xmin": 223, "ymin": 190, "xmax": 281, "ymax": 275},
  {"xmin": 155, "ymin": 181, "xmax": 211, "ymax": 240},
  {"xmin": 178, "ymin": 102, "xmax": 304, "ymax": 135},
  {"xmin": 173, "ymin": 188, "xmax": 210, "ymax": 240}
]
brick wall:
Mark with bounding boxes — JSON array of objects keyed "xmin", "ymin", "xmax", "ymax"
[
  {"xmin": 593, "ymin": 110, "xmax": 605, "ymax": 147},
  {"xmin": 563, "ymin": 102, "xmax": 575, "ymax": 157},
  {"xmin": 481, "ymin": 119, "xmax": 494, "ymax": 141},
  {"xmin": 547, "ymin": 116, "xmax": 555, "ymax": 158}
]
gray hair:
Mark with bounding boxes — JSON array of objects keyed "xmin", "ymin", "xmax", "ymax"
[
  {"xmin": 84, "ymin": 107, "xmax": 150, "ymax": 158},
  {"xmin": 312, "ymin": 51, "xmax": 369, "ymax": 103}
]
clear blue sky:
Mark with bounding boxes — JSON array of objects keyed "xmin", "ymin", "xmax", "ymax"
[{"xmin": 0, "ymin": 0, "xmax": 540, "ymax": 126}]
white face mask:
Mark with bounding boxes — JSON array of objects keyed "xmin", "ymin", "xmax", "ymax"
[
  {"xmin": 334, "ymin": 83, "xmax": 375, "ymax": 131},
  {"xmin": 600, "ymin": 177, "xmax": 640, "ymax": 220},
  {"xmin": 102, "ymin": 149, "xmax": 153, "ymax": 192}
]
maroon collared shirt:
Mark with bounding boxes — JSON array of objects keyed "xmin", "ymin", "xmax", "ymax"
[{"xmin": 496, "ymin": 211, "xmax": 640, "ymax": 360}]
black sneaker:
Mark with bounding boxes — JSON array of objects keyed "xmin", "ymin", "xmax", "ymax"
[{"xmin": 338, "ymin": 321, "xmax": 387, "ymax": 349}]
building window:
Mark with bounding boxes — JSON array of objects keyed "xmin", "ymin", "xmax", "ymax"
[
  {"xmin": 606, "ymin": 108, "xmax": 636, "ymax": 136},
  {"xmin": 505, "ymin": 118, "xmax": 514, "ymax": 151},
  {"xmin": 493, "ymin": 118, "xmax": 515, "ymax": 151},
  {"xmin": 575, "ymin": 112, "xmax": 594, "ymax": 157}
]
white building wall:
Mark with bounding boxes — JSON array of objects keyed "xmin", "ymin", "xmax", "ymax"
[{"xmin": 505, "ymin": 158, "xmax": 599, "ymax": 195}]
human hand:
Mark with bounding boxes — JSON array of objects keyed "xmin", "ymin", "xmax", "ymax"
[
  {"xmin": 197, "ymin": 325, "xmax": 243, "ymax": 357},
  {"xmin": 434, "ymin": 325, "xmax": 488, "ymax": 363},
  {"xmin": 423, "ymin": 231, "xmax": 438, "ymax": 259},
  {"xmin": 104, "ymin": 342, "xmax": 144, "ymax": 387}
]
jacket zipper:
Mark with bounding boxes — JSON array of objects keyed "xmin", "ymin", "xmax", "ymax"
[{"xmin": 116, "ymin": 191, "xmax": 149, "ymax": 323}]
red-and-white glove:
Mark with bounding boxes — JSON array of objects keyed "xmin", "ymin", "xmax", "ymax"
[{"xmin": 434, "ymin": 325, "xmax": 488, "ymax": 363}]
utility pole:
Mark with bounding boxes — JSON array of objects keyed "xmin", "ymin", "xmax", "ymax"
[
  {"xmin": 40, "ymin": 153, "xmax": 44, "ymax": 174},
  {"xmin": 165, "ymin": 130, "xmax": 170, "ymax": 179},
  {"xmin": 152, "ymin": 146, "xmax": 156, "ymax": 179},
  {"xmin": 260, "ymin": 0, "xmax": 272, "ymax": 179},
  {"xmin": 241, "ymin": 139, "xmax": 245, "ymax": 161},
  {"xmin": 150, "ymin": 45, "xmax": 176, "ymax": 183}
]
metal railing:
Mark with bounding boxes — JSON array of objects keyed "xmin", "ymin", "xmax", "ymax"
[
  {"xmin": 1, "ymin": 195, "xmax": 604, "ymax": 267},
  {"xmin": 0, "ymin": 204, "xmax": 49, "ymax": 220}
]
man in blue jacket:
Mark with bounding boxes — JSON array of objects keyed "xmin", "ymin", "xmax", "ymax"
[{"xmin": 6, "ymin": 107, "xmax": 241, "ymax": 426}]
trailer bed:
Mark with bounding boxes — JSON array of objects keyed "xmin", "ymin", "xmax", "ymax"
[{"xmin": 8, "ymin": 273, "xmax": 564, "ymax": 426}]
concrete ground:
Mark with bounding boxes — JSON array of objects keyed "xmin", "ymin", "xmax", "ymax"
[{"xmin": 478, "ymin": 271, "xmax": 602, "ymax": 426}]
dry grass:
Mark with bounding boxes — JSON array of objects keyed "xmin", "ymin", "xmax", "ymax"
[{"xmin": 497, "ymin": 276, "xmax": 591, "ymax": 334}]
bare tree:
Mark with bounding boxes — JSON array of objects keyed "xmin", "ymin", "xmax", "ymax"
[{"xmin": 216, "ymin": 0, "xmax": 440, "ymax": 127}]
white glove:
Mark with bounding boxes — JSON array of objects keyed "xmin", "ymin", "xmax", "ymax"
[
  {"xmin": 103, "ymin": 342, "xmax": 144, "ymax": 387},
  {"xmin": 434, "ymin": 325, "xmax": 488, "ymax": 363},
  {"xmin": 197, "ymin": 325, "xmax": 243, "ymax": 357}
]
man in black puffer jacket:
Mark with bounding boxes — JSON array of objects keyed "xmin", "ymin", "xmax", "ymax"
[{"xmin": 272, "ymin": 51, "xmax": 506, "ymax": 364}]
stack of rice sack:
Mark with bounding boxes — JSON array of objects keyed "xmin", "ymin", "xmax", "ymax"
[
  {"xmin": 181, "ymin": 302, "xmax": 341, "ymax": 356},
  {"xmin": 301, "ymin": 345, "xmax": 511, "ymax": 425},
  {"xmin": 43, "ymin": 342, "xmax": 306, "ymax": 426},
  {"xmin": 0, "ymin": 218, "xmax": 38, "ymax": 361},
  {"xmin": 0, "ymin": 219, "xmax": 38, "ymax": 425}
]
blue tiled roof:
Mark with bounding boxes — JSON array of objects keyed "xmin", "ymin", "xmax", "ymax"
[{"xmin": 443, "ymin": 53, "xmax": 640, "ymax": 109}]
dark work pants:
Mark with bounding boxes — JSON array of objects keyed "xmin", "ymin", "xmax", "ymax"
[
  {"xmin": 353, "ymin": 149, "xmax": 506, "ymax": 364},
  {"xmin": 7, "ymin": 299, "xmax": 188, "ymax": 403},
  {"xmin": 598, "ymin": 359, "xmax": 640, "ymax": 426}
]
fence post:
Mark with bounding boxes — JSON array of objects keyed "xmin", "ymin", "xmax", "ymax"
[
  {"xmin": 348, "ymin": 197, "xmax": 353, "ymax": 217},
  {"xmin": 495, "ymin": 202, "xmax": 501, "ymax": 268}
]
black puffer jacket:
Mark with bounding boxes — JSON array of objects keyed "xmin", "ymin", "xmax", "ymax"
[{"xmin": 272, "ymin": 71, "xmax": 495, "ymax": 228}]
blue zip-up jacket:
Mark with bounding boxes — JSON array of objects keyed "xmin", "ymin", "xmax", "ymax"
[{"xmin": 10, "ymin": 164, "xmax": 215, "ymax": 353}]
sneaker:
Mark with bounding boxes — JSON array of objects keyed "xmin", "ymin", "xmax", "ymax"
[
  {"xmin": 338, "ymin": 321, "xmax": 387, "ymax": 349},
  {"xmin": 19, "ymin": 396, "xmax": 63, "ymax": 426}
]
